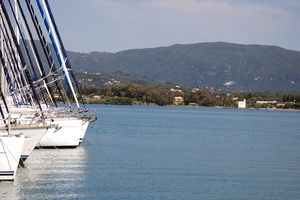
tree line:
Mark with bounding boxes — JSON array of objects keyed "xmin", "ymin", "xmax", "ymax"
[{"xmin": 78, "ymin": 83, "xmax": 300, "ymax": 109}]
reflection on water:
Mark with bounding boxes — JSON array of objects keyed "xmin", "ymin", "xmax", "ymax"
[{"xmin": 0, "ymin": 146, "xmax": 89, "ymax": 200}]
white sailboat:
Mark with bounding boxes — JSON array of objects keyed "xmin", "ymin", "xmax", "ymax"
[
  {"xmin": 0, "ymin": 0, "xmax": 97, "ymax": 151},
  {"xmin": 1, "ymin": 123, "xmax": 56, "ymax": 162},
  {"xmin": 0, "ymin": 113, "xmax": 60, "ymax": 161},
  {"xmin": 35, "ymin": 0, "xmax": 97, "ymax": 145},
  {"xmin": 37, "ymin": 117, "xmax": 81, "ymax": 148},
  {"xmin": 18, "ymin": 124, "xmax": 56, "ymax": 161},
  {"xmin": 79, "ymin": 114, "xmax": 97, "ymax": 144},
  {"xmin": 2, "ymin": 105, "xmax": 82, "ymax": 148},
  {"xmin": 0, "ymin": 132, "xmax": 25, "ymax": 181}
]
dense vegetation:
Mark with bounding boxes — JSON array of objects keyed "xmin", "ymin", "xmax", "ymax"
[
  {"xmin": 67, "ymin": 42, "xmax": 300, "ymax": 92},
  {"xmin": 75, "ymin": 83, "xmax": 300, "ymax": 110}
]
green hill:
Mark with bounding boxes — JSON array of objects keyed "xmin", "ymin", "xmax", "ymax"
[{"xmin": 65, "ymin": 42, "xmax": 300, "ymax": 92}]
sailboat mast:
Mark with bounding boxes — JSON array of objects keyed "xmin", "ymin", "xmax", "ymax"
[
  {"xmin": 43, "ymin": 0, "xmax": 87, "ymax": 110},
  {"xmin": 24, "ymin": 0, "xmax": 68, "ymax": 106},
  {"xmin": 0, "ymin": 10, "xmax": 5, "ymax": 94},
  {"xmin": 36, "ymin": 0, "xmax": 80, "ymax": 109},
  {"xmin": 7, "ymin": 0, "xmax": 48, "ymax": 107},
  {"xmin": 0, "ymin": 0, "xmax": 42, "ymax": 110}
]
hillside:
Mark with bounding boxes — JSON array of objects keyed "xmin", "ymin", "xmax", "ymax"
[
  {"xmin": 74, "ymin": 71, "xmax": 163, "ymax": 88},
  {"xmin": 67, "ymin": 42, "xmax": 300, "ymax": 92}
]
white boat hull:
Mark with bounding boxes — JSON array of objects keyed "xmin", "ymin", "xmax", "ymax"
[
  {"xmin": 79, "ymin": 118, "xmax": 89, "ymax": 144},
  {"xmin": 0, "ymin": 134, "xmax": 25, "ymax": 181},
  {"xmin": 37, "ymin": 118, "xmax": 82, "ymax": 148},
  {"xmin": 79, "ymin": 115, "xmax": 97, "ymax": 144},
  {"xmin": 1, "ymin": 105, "xmax": 96, "ymax": 147},
  {"xmin": 9, "ymin": 125, "xmax": 54, "ymax": 162}
]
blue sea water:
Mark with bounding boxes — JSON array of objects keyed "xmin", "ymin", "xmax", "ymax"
[{"xmin": 1, "ymin": 105, "xmax": 300, "ymax": 199}]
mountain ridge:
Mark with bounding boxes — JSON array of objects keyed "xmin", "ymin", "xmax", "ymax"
[{"xmin": 65, "ymin": 42, "xmax": 300, "ymax": 92}]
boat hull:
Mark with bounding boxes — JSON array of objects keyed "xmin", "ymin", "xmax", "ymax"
[
  {"xmin": 0, "ymin": 134, "xmax": 25, "ymax": 181},
  {"xmin": 9, "ymin": 125, "xmax": 54, "ymax": 162},
  {"xmin": 37, "ymin": 118, "xmax": 82, "ymax": 148},
  {"xmin": 79, "ymin": 118, "xmax": 89, "ymax": 144},
  {"xmin": 79, "ymin": 115, "xmax": 97, "ymax": 144}
]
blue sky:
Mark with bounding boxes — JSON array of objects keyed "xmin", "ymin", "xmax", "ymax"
[{"xmin": 46, "ymin": 0, "xmax": 300, "ymax": 53}]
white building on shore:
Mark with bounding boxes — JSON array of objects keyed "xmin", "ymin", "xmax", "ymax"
[{"xmin": 238, "ymin": 99, "xmax": 246, "ymax": 108}]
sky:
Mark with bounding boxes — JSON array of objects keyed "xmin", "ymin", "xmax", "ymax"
[{"xmin": 46, "ymin": 0, "xmax": 300, "ymax": 53}]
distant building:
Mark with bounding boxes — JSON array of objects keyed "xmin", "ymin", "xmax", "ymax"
[
  {"xmin": 104, "ymin": 79, "xmax": 121, "ymax": 86},
  {"xmin": 53, "ymin": 93, "xmax": 60, "ymax": 98},
  {"xmin": 192, "ymin": 88, "xmax": 199, "ymax": 93},
  {"xmin": 170, "ymin": 88, "xmax": 183, "ymax": 93},
  {"xmin": 277, "ymin": 103, "xmax": 285, "ymax": 108},
  {"xmin": 231, "ymin": 97, "xmax": 239, "ymax": 101},
  {"xmin": 256, "ymin": 100, "xmax": 277, "ymax": 105},
  {"xmin": 93, "ymin": 95, "xmax": 101, "ymax": 99},
  {"xmin": 188, "ymin": 103, "xmax": 198, "ymax": 107},
  {"xmin": 173, "ymin": 96, "xmax": 184, "ymax": 105},
  {"xmin": 238, "ymin": 99, "xmax": 246, "ymax": 108}
]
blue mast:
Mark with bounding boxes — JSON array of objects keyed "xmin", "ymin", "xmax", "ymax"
[
  {"xmin": 24, "ymin": 0, "xmax": 67, "ymax": 106},
  {"xmin": 43, "ymin": 0, "xmax": 87, "ymax": 111},
  {"xmin": 36, "ymin": 0, "xmax": 80, "ymax": 109}
]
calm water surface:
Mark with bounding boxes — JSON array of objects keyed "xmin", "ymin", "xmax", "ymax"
[{"xmin": 1, "ymin": 105, "xmax": 300, "ymax": 199}]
